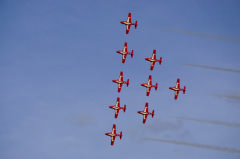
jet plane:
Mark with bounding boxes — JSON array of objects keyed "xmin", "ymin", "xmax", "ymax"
[
  {"xmin": 105, "ymin": 124, "xmax": 122, "ymax": 146},
  {"xmin": 141, "ymin": 75, "xmax": 158, "ymax": 96},
  {"xmin": 169, "ymin": 78, "xmax": 186, "ymax": 100},
  {"xmin": 145, "ymin": 49, "xmax": 162, "ymax": 70},
  {"xmin": 112, "ymin": 71, "xmax": 129, "ymax": 92},
  {"xmin": 109, "ymin": 97, "xmax": 126, "ymax": 118},
  {"xmin": 116, "ymin": 42, "xmax": 134, "ymax": 63},
  {"xmin": 137, "ymin": 102, "xmax": 154, "ymax": 124},
  {"xmin": 120, "ymin": 12, "xmax": 137, "ymax": 34}
]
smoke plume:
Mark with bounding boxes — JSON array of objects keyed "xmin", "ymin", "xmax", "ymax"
[
  {"xmin": 158, "ymin": 28, "xmax": 240, "ymax": 43},
  {"xmin": 142, "ymin": 137, "xmax": 240, "ymax": 154},
  {"xmin": 180, "ymin": 63, "xmax": 240, "ymax": 73},
  {"xmin": 210, "ymin": 94, "xmax": 240, "ymax": 100},
  {"xmin": 176, "ymin": 117, "xmax": 240, "ymax": 128}
]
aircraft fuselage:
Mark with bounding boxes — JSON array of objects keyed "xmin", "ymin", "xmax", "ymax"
[
  {"xmin": 119, "ymin": 51, "xmax": 127, "ymax": 55},
  {"xmin": 149, "ymin": 58, "xmax": 157, "ymax": 62},
  {"xmin": 123, "ymin": 22, "xmax": 131, "ymax": 25}
]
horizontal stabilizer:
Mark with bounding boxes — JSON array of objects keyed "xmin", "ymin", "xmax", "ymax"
[
  {"xmin": 126, "ymin": 79, "xmax": 129, "ymax": 87},
  {"xmin": 120, "ymin": 131, "xmax": 122, "ymax": 139},
  {"xmin": 159, "ymin": 57, "xmax": 162, "ymax": 64}
]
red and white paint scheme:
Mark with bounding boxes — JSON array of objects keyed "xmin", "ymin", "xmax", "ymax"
[
  {"xmin": 116, "ymin": 42, "xmax": 134, "ymax": 63},
  {"xmin": 109, "ymin": 97, "xmax": 126, "ymax": 118},
  {"xmin": 120, "ymin": 12, "xmax": 137, "ymax": 34},
  {"xmin": 112, "ymin": 71, "xmax": 129, "ymax": 93},
  {"xmin": 169, "ymin": 78, "xmax": 186, "ymax": 100},
  {"xmin": 141, "ymin": 75, "xmax": 158, "ymax": 96},
  {"xmin": 145, "ymin": 49, "xmax": 162, "ymax": 70},
  {"xmin": 105, "ymin": 124, "xmax": 122, "ymax": 146},
  {"xmin": 137, "ymin": 102, "xmax": 154, "ymax": 124}
]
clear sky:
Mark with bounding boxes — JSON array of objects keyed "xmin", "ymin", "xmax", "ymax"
[{"xmin": 1, "ymin": 0, "xmax": 240, "ymax": 159}]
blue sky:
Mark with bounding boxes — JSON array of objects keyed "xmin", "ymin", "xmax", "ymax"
[{"xmin": 1, "ymin": 0, "xmax": 240, "ymax": 159}]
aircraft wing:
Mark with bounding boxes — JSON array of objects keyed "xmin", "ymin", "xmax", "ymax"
[
  {"xmin": 117, "ymin": 72, "xmax": 123, "ymax": 92},
  {"xmin": 176, "ymin": 78, "xmax": 180, "ymax": 89},
  {"xmin": 127, "ymin": 13, "xmax": 132, "ymax": 23},
  {"xmin": 111, "ymin": 136, "xmax": 116, "ymax": 145},
  {"xmin": 122, "ymin": 54, "xmax": 127, "ymax": 63},
  {"xmin": 148, "ymin": 75, "xmax": 152, "ymax": 85},
  {"xmin": 146, "ymin": 87, "xmax": 151, "ymax": 96},
  {"xmin": 150, "ymin": 61, "xmax": 155, "ymax": 70},
  {"xmin": 112, "ymin": 124, "xmax": 116, "ymax": 134},
  {"xmin": 175, "ymin": 90, "xmax": 179, "ymax": 100},
  {"xmin": 143, "ymin": 114, "xmax": 148, "ymax": 124},
  {"xmin": 115, "ymin": 109, "xmax": 120, "ymax": 118},
  {"xmin": 123, "ymin": 42, "xmax": 127, "ymax": 52},
  {"xmin": 119, "ymin": 72, "xmax": 123, "ymax": 81},
  {"xmin": 152, "ymin": 50, "xmax": 156, "ymax": 59},
  {"xmin": 118, "ymin": 83, "xmax": 122, "ymax": 92},
  {"xmin": 144, "ymin": 103, "xmax": 149, "ymax": 112},
  {"xmin": 126, "ymin": 24, "xmax": 131, "ymax": 34},
  {"xmin": 116, "ymin": 97, "xmax": 120, "ymax": 107}
]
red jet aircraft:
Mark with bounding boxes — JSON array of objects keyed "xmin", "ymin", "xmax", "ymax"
[
  {"xmin": 169, "ymin": 78, "xmax": 186, "ymax": 100},
  {"xmin": 141, "ymin": 75, "xmax": 158, "ymax": 96},
  {"xmin": 116, "ymin": 42, "xmax": 134, "ymax": 63},
  {"xmin": 120, "ymin": 12, "xmax": 137, "ymax": 34},
  {"xmin": 109, "ymin": 97, "xmax": 126, "ymax": 118},
  {"xmin": 145, "ymin": 49, "xmax": 162, "ymax": 70},
  {"xmin": 137, "ymin": 102, "xmax": 154, "ymax": 124},
  {"xmin": 112, "ymin": 71, "xmax": 129, "ymax": 92},
  {"xmin": 105, "ymin": 124, "xmax": 122, "ymax": 146}
]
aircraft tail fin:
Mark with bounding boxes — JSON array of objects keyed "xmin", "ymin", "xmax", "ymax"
[
  {"xmin": 119, "ymin": 131, "xmax": 122, "ymax": 140},
  {"xmin": 159, "ymin": 57, "xmax": 162, "ymax": 65},
  {"xmin": 135, "ymin": 21, "xmax": 137, "ymax": 29},
  {"xmin": 126, "ymin": 79, "xmax": 129, "ymax": 87},
  {"xmin": 123, "ymin": 104, "xmax": 126, "ymax": 112}
]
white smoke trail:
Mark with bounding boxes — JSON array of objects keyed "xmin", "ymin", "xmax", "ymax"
[
  {"xmin": 176, "ymin": 117, "xmax": 240, "ymax": 128},
  {"xmin": 179, "ymin": 63, "xmax": 240, "ymax": 73},
  {"xmin": 210, "ymin": 94, "xmax": 240, "ymax": 100},
  {"xmin": 142, "ymin": 137, "xmax": 240, "ymax": 154},
  {"xmin": 159, "ymin": 28, "xmax": 240, "ymax": 43}
]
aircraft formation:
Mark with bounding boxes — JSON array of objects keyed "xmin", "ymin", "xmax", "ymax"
[{"xmin": 105, "ymin": 13, "xmax": 187, "ymax": 146}]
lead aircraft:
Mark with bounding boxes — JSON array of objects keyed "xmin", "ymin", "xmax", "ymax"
[
  {"xmin": 137, "ymin": 102, "xmax": 154, "ymax": 124},
  {"xmin": 116, "ymin": 42, "xmax": 134, "ymax": 63},
  {"xmin": 109, "ymin": 97, "xmax": 126, "ymax": 118},
  {"xmin": 120, "ymin": 12, "xmax": 137, "ymax": 34},
  {"xmin": 112, "ymin": 71, "xmax": 129, "ymax": 92},
  {"xmin": 169, "ymin": 78, "xmax": 186, "ymax": 100},
  {"xmin": 141, "ymin": 75, "xmax": 158, "ymax": 96},
  {"xmin": 105, "ymin": 124, "xmax": 122, "ymax": 146},
  {"xmin": 145, "ymin": 49, "xmax": 162, "ymax": 70}
]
